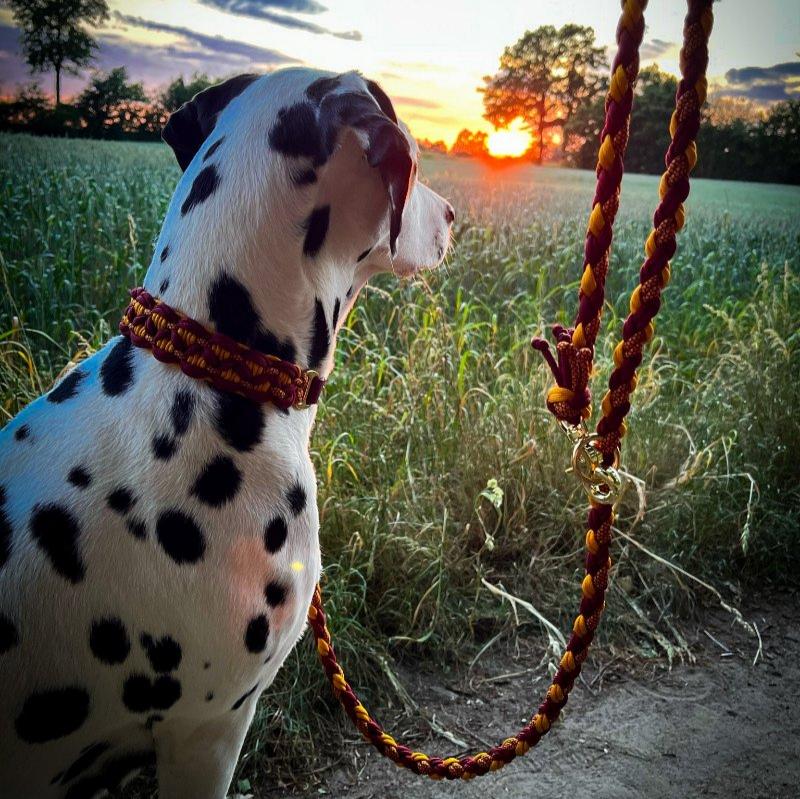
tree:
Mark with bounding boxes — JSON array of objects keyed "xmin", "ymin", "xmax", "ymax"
[
  {"xmin": 159, "ymin": 73, "xmax": 215, "ymax": 112},
  {"xmin": 451, "ymin": 129, "xmax": 489, "ymax": 159},
  {"xmin": 7, "ymin": 0, "xmax": 109, "ymax": 106},
  {"xmin": 76, "ymin": 67, "xmax": 147, "ymax": 137},
  {"xmin": 482, "ymin": 24, "xmax": 605, "ymax": 164},
  {"xmin": 564, "ymin": 66, "xmax": 679, "ymax": 174}
]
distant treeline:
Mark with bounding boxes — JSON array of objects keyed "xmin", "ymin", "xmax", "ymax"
[
  {"xmin": 2, "ymin": 66, "xmax": 798, "ymax": 185},
  {"xmin": 0, "ymin": 69, "xmax": 210, "ymax": 142}
]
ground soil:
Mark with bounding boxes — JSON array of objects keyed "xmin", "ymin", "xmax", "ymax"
[{"xmin": 288, "ymin": 594, "xmax": 799, "ymax": 799}]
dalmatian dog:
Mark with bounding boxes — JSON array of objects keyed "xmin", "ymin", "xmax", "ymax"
[{"xmin": 0, "ymin": 67, "xmax": 454, "ymax": 798}]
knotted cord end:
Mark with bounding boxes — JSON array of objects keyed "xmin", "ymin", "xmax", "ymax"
[{"xmin": 532, "ymin": 324, "xmax": 593, "ymax": 425}]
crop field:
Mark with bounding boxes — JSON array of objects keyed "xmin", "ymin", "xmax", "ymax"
[{"xmin": 1, "ymin": 133, "xmax": 798, "ymax": 789}]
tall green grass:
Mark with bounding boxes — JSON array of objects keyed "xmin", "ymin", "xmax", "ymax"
[{"xmin": 1, "ymin": 135, "xmax": 798, "ymax": 786}]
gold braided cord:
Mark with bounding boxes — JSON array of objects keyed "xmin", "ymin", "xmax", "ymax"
[{"xmin": 308, "ymin": 0, "xmax": 714, "ymax": 782}]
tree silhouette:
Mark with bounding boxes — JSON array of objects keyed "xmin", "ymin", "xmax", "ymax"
[
  {"xmin": 7, "ymin": 0, "xmax": 109, "ymax": 106},
  {"xmin": 76, "ymin": 67, "xmax": 147, "ymax": 137},
  {"xmin": 159, "ymin": 73, "xmax": 215, "ymax": 113},
  {"xmin": 451, "ymin": 129, "xmax": 489, "ymax": 158},
  {"xmin": 482, "ymin": 24, "xmax": 605, "ymax": 164}
]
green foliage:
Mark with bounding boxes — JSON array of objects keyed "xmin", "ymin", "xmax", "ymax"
[
  {"xmin": 6, "ymin": 0, "xmax": 109, "ymax": 105},
  {"xmin": 1, "ymin": 136, "xmax": 798, "ymax": 783},
  {"xmin": 159, "ymin": 73, "xmax": 215, "ymax": 112},
  {"xmin": 75, "ymin": 67, "xmax": 157, "ymax": 138},
  {"xmin": 482, "ymin": 24, "xmax": 606, "ymax": 163}
]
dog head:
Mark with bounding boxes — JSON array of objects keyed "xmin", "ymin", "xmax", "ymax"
[{"xmin": 162, "ymin": 68, "xmax": 454, "ymax": 289}]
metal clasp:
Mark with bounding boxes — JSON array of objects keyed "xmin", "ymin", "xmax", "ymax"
[
  {"xmin": 558, "ymin": 421, "xmax": 622, "ymax": 505},
  {"xmin": 293, "ymin": 370, "xmax": 319, "ymax": 410}
]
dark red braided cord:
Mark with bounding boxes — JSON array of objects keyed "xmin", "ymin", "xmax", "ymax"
[
  {"xmin": 532, "ymin": 0, "xmax": 648, "ymax": 426},
  {"xmin": 307, "ymin": 0, "xmax": 713, "ymax": 782},
  {"xmin": 594, "ymin": 0, "xmax": 714, "ymax": 463}
]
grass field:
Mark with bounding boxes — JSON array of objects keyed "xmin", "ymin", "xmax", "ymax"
[{"xmin": 1, "ymin": 133, "xmax": 799, "ymax": 790}]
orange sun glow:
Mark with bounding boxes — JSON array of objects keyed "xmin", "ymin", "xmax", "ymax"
[{"xmin": 486, "ymin": 119, "xmax": 531, "ymax": 158}]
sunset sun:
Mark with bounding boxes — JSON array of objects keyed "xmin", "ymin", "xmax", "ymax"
[{"xmin": 487, "ymin": 119, "xmax": 532, "ymax": 158}]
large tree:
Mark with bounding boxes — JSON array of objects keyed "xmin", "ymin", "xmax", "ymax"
[
  {"xmin": 7, "ymin": 0, "xmax": 109, "ymax": 106},
  {"xmin": 482, "ymin": 24, "xmax": 605, "ymax": 164}
]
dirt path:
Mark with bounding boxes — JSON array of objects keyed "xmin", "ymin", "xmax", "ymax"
[{"xmin": 296, "ymin": 595, "xmax": 798, "ymax": 799}]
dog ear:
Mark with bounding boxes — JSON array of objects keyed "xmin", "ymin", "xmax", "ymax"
[
  {"xmin": 319, "ymin": 89, "xmax": 412, "ymax": 255},
  {"xmin": 163, "ymin": 74, "xmax": 257, "ymax": 171}
]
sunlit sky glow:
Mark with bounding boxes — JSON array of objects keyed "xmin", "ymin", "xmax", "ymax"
[{"xmin": 0, "ymin": 0, "xmax": 797, "ymax": 144}]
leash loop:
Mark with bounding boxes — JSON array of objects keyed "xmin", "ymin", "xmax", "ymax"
[{"xmin": 310, "ymin": 0, "xmax": 713, "ymax": 780}]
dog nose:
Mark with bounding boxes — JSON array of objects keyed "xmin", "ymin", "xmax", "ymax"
[{"xmin": 444, "ymin": 203, "xmax": 455, "ymax": 225}]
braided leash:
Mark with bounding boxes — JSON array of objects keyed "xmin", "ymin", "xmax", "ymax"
[{"xmin": 307, "ymin": 0, "xmax": 714, "ymax": 780}]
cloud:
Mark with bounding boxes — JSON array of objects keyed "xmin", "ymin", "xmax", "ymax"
[
  {"xmin": 198, "ymin": 0, "xmax": 361, "ymax": 40},
  {"xmin": 391, "ymin": 96, "xmax": 441, "ymax": 109},
  {"xmin": 719, "ymin": 61, "xmax": 800, "ymax": 103},
  {"xmin": 639, "ymin": 39, "xmax": 676, "ymax": 61},
  {"xmin": 114, "ymin": 13, "xmax": 298, "ymax": 65},
  {"xmin": 0, "ymin": 20, "xmax": 297, "ymax": 98}
]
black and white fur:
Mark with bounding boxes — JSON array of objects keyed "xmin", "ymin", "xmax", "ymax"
[{"xmin": 0, "ymin": 67, "xmax": 454, "ymax": 798}]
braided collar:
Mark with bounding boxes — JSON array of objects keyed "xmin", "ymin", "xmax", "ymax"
[{"xmin": 119, "ymin": 287, "xmax": 325, "ymax": 410}]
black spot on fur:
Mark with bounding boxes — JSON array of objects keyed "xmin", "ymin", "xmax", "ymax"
[
  {"xmin": 140, "ymin": 633, "xmax": 182, "ymax": 673},
  {"xmin": 306, "ymin": 75, "xmax": 342, "ymax": 102},
  {"xmin": 30, "ymin": 504, "xmax": 84, "ymax": 583},
  {"xmin": 332, "ymin": 297, "xmax": 341, "ymax": 329},
  {"xmin": 15, "ymin": 687, "xmax": 90, "ymax": 743},
  {"xmin": 203, "ymin": 136, "xmax": 225, "ymax": 161},
  {"xmin": 292, "ymin": 166, "xmax": 317, "ymax": 185},
  {"xmin": 48, "ymin": 369, "xmax": 87, "ymax": 403},
  {"xmin": 14, "ymin": 424, "xmax": 30, "ymax": 441},
  {"xmin": 264, "ymin": 516, "xmax": 288, "ymax": 554},
  {"xmin": 126, "ymin": 517, "xmax": 147, "ymax": 540},
  {"xmin": 231, "ymin": 683, "xmax": 259, "ymax": 710},
  {"xmin": 366, "ymin": 79, "xmax": 398, "ymax": 123},
  {"xmin": 160, "ymin": 245, "xmax": 170, "ymax": 263},
  {"xmin": 156, "ymin": 509, "xmax": 206, "ymax": 564},
  {"xmin": 287, "ymin": 482, "xmax": 307, "ymax": 516},
  {"xmin": 68, "ymin": 466, "xmax": 91, "ymax": 489},
  {"xmin": 204, "ymin": 661, "xmax": 211, "ymax": 669},
  {"xmin": 0, "ymin": 486, "xmax": 10, "ymax": 570},
  {"xmin": 152, "ymin": 434, "xmax": 177, "ymax": 460},
  {"xmin": 122, "ymin": 674, "xmax": 181, "ymax": 712},
  {"xmin": 100, "ymin": 338, "xmax": 135, "ymax": 397},
  {"xmin": 253, "ymin": 328, "xmax": 296, "ymax": 363},
  {"xmin": 181, "ymin": 164, "xmax": 221, "ymax": 215},
  {"xmin": 357, "ymin": 247, "xmax": 372, "ymax": 262},
  {"xmin": 57, "ymin": 741, "xmax": 110, "ymax": 785},
  {"xmin": 191, "ymin": 455, "xmax": 242, "ymax": 507},
  {"xmin": 214, "ymin": 391, "xmax": 264, "ymax": 452},
  {"xmin": 265, "ymin": 581, "xmax": 287, "ymax": 607},
  {"xmin": 107, "ymin": 487, "xmax": 135, "ymax": 515},
  {"xmin": 89, "ymin": 618, "xmax": 130, "ymax": 665},
  {"xmin": 244, "ymin": 615, "xmax": 269, "ymax": 653},
  {"xmin": 205, "ymin": 691, "xmax": 214, "ymax": 702},
  {"xmin": 303, "ymin": 205, "xmax": 330, "ymax": 258},
  {"xmin": 159, "ymin": 278, "xmax": 169, "ymax": 294},
  {"xmin": 0, "ymin": 612, "xmax": 19, "ymax": 653},
  {"xmin": 308, "ymin": 298, "xmax": 330, "ymax": 370},
  {"xmin": 171, "ymin": 390, "xmax": 195, "ymax": 436},
  {"xmin": 152, "ymin": 433, "xmax": 177, "ymax": 460},
  {"xmin": 269, "ymin": 102, "xmax": 325, "ymax": 163},
  {"xmin": 346, "ymin": 285, "xmax": 354, "ymax": 299},
  {"xmin": 208, "ymin": 273, "xmax": 259, "ymax": 342}
]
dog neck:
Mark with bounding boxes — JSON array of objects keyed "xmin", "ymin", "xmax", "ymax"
[{"xmin": 140, "ymin": 191, "xmax": 363, "ymax": 388}]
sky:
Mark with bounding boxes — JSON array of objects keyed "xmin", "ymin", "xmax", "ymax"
[{"xmin": 0, "ymin": 0, "xmax": 798, "ymax": 144}]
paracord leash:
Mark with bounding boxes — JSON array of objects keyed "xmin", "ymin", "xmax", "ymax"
[{"xmin": 307, "ymin": 0, "xmax": 713, "ymax": 780}]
